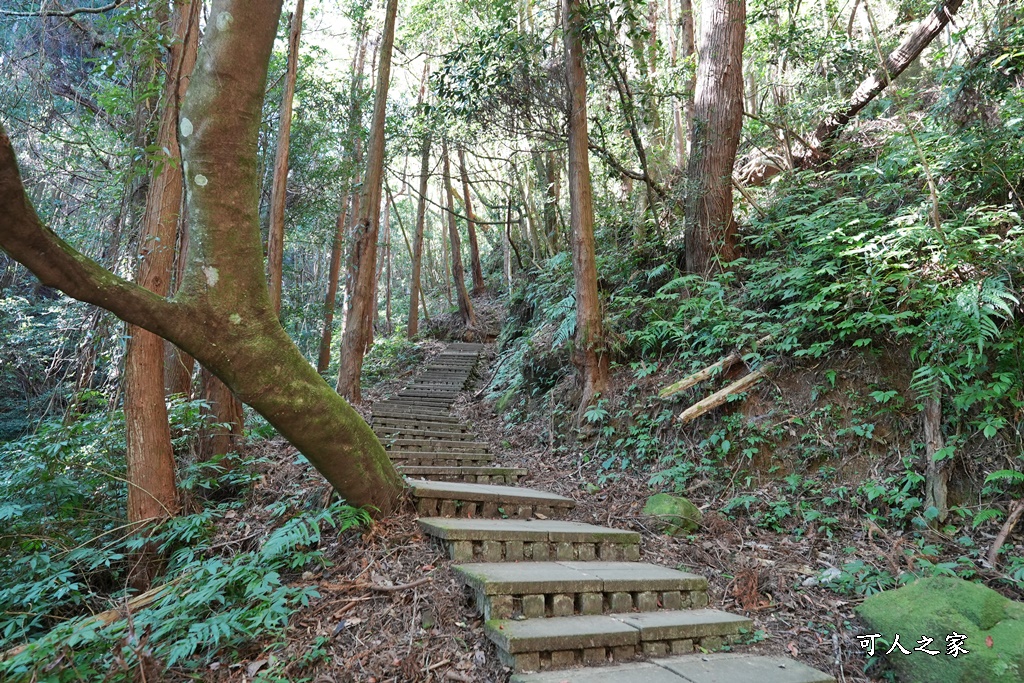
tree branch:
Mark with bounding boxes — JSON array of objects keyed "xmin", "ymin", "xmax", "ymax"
[
  {"xmin": 0, "ymin": 0, "xmax": 129, "ymax": 18},
  {"xmin": 0, "ymin": 124, "xmax": 183, "ymax": 338}
]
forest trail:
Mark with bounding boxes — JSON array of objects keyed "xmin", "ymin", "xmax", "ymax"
[{"xmin": 374, "ymin": 343, "xmax": 835, "ymax": 683}]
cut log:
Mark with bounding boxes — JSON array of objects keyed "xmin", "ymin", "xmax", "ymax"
[
  {"xmin": 677, "ymin": 365, "xmax": 773, "ymax": 423},
  {"xmin": 659, "ymin": 335, "xmax": 771, "ymax": 399}
]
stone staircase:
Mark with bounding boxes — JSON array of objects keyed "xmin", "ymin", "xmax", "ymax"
[{"xmin": 371, "ymin": 343, "xmax": 835, "ymax": 683}]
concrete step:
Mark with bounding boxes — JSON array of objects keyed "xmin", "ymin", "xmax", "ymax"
[
  {"xmin": 388, "ymin": 451, "xmax": 495, "ymax": 466},
  {"xmin": 454, "ymin": 561, "xmax": 708, "ymax": 620},
  {"xmin": 419, "ymin": 518, "xmax": 640, "ymax": 563},
  {"xmin": 387, "ymin": 438, "xmax": 490, "ymax": 453},
  {"xmin": 374, "ymin": 426, "xmax": 481, "ymax": 441},
  {"xmin": 408, "ymin": 479, "xmax": 574, "ymax": 519},
  {"xmin": 397, "ymin": 465, "xmax": 527, "ymax": 485},
  {"xmin": 486, "ymin": 609, "xmax": 752, "ymax": 673},
  {"xmin": 510, "ymin": 654, "xmax": 836, "ymax": 683}
]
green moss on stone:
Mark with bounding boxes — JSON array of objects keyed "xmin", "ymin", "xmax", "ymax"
[
  {"xmin": 857, "ymin": 576, "xmax": 1024, "ymax": 683},
  {"xmin": 643, "ymin": 493, "xmax": 701, "ymax": 534}
]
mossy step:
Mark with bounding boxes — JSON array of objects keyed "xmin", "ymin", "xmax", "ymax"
[
  {"xmin": 397, "ymin": 465, "xmax": 527, "ymax": 485},
  {"xmin": 510, "ymin": 654, "xmax": 836, "ymax": 682},
  {"xmin": 408, "ymin": 479, "xmax": 573, "ymax": 519},
  {"xmin": 486, "ymin": 610, "xmax": 751, "ymax": 673},
  {"xmin": 419, "ymin": 518, "xmax": 640, "ymax": 563},
  {"xmin": 388, "ymin": 451, "xmax": 495, "ymax": 466},
  {"xmin": 454, "ymin": 561, "xmax": 708, "ymax": 620},
  {"xmin": 374, "ymin": 427, "xmax": 480, "ymax": 441},
  {"xmin": 373, "ymin": 410, "xmax": 458, "ymax": 422},
  {"xmin": 373, "ymin": 418, "xmax": 472, "ymax": 432},
  {"xmin": 387, "ymin": 439, "xmax": 490, "ymax": 453}
]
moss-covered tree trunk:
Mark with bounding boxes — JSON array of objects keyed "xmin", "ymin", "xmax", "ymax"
[{"xmin": 0, "ymin": 0, "xmax": 405, "ymax": 513}]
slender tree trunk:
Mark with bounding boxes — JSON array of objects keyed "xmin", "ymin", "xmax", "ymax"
[
  {"xmin": 442, "ymin": 141, "xmax": 477, "ymax": 334},
  {"xmin": 0, "ymin": 0, "xmax": 405, "ymax": 513},
  {"xmin": 266, "ymin": 0, "xmax": 305, "ymax": 316},
  {"xmin": 805, "ymin": 0, "xmax": 965, "ymax": 160},
  {"xmin": 457, "ymin": 148, "xmax": 486, "ymax": 294},
  {"xmin": 504, "ymin": 195, "xmax": 512, "ymax": 294},
  {"xmin": 198, "ymin": 365, "xmax": 244, "ymax": 462},
  {"xmin": 923, "ymin": 392, "xmax": 949, "ymax": 524},
  {"xmin": 318, "ymin": 27, "xmax": 368, "ymax": 373},
  {"xmin": 336, "ymin": 0, "xmax": 399, "ymax": 403},
  {"xmin": 317, "ymin": 197, "xmax": 348, "ymax": 372},
  {"xmin": 684, "ymin": 0, "xmax": 745, "ymax": 275},
  {"xmin": 165, "ymin": 203, "xmax": 195, "ymax": 397},
  {"xmin": 564, "ymin": 0, "xmax": 609, "ymax": 415},
  {"xmin": 407, "ymin": 135, "xmax": 431, "ymax": 337},
  {"xmin": 680, "ymin": 0, "xmax": 696, "ymax": 155},
  {"xmin": 123, "ymin": 0, "xmax": 199, "ymax": 569},
  {"xmin": 440, "ymin": 192, "xmax": 452, "ymax": 304}
]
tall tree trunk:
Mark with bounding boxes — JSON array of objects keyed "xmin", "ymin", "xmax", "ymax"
[
  {"xmin": 0, "ymin": 0, "xmax": 404, "ymax": 513},
  {"xmin": 564, "ymin": 0, "xmax": 609, "ymax": 415},
  {"xmin": 336, "ymin": 0, "xmax": 399, "ymax": 402},
  {"xmin": 123, "ymin": 0, "xmax": 199, "ymax": 565},
  {"xmin": 923, "ymin": 392, "xmax": 949, "ymax": 524},
  {"xmin": 407, "ymin": 135, "xmax": 431, "ymax": 337},
  {"xmin": 266, "ymin": 0, "xmax": 305, "ymax": 316},
  {"xmin": 317, "ymin": 25, "xmax": 368, "ymax": 373},
  {"xmin": 442, "ymin": 141, "xmax": 477, "ymax": 334},
  {"xmin": 457, "ymin": 148, "xmax": 486, "ymax": 294},
  {"xmin": 317, "ymin": 197, "xmax": 349, "ymax": 372},
  {"xmin": 504, "ymin": 195, "xmax": 513, "ymax": 294},
  {"xmin": 440, "ymin": 193, "xmax": 453, "ymax": 304},
  {"xmin": 805, "ymin": 0, "xmax": 965, "ymax": 160},
  {"xmin": 684, "ymin": 0, "xmax": 745, "ymax": 275}
]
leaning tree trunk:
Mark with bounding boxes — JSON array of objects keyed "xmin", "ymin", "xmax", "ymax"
[
  {"xmin": 806, "ymin": 0, "xmax": 965, "ymax": 160},
  {"xmin": 563, "ymin": 0, "xmax": 610, "ymax": 416},
  {"xmin": 442, "ymin": 142, "xmax": 478, "ymax": 334},
  {"xmin": 266, "ymin": 0, "xmax": 305, "ymax": 316},
  {"xmin": 683, "ymin": 0, "xmax": 745, "ymax": 275},
  {"xmin": 0, "ymin": 0, "xmax": 404, "ymax": 513},
  {"xmin": 336, "ymin": 0, "xmax": 399, "ymax": 402},
  {"xmin": 457, "ymin": 148, "xmax": 486, "ymax": 295},
  {"xmin": 124, "ymin": 0, "xmax": 199, "ymax": 559}
]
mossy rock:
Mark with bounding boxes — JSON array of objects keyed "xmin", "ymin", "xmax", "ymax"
[
  {"xmin": 643, "ymin": 493, "xmax": 701, "ymax": 534},
  {"xmin": 857, "ymin": 576, "xmax": 1024, "ymax": 682}
]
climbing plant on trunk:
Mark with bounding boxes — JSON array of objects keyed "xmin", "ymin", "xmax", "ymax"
[{"xmin": 0, "ymin": 0, "xmax": 405, "ymax": 513}]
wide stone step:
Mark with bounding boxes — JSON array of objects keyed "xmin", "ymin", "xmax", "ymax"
[
  {"xmin": 455, "ymin": 561, "xmax": 708, "ymax": 620},
  {"xmin": 387, "ymin": 438, "xmax": 490, "ymax": 453},
  {"xmin": 374, "ymin": 426, "xmax": 480, "ymax": 441},
  {"xmin": 397, "ymin": 465, "xmax": 527, "ymax": 485},
  {"xmin": 510, "ymin": 654, "xmax": 836, "ymax": 683},
  {"xmin": 389, "ymin": 451, "xmax": 495, "ymax": 466},
  {"xmin": 486, "ymin": 610, "xmax": 751, "ymax": 673},
  {"xmin": 408, "ymin": 479, "xmax": 573, "ymax": 519},
  {"xmin": 419, "ymin": 518, "xmax": 640, "ymax": 563}
]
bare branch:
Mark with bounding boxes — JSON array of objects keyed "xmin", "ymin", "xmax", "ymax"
[{"xmin": 0, "ymin": 0, "xmax": 130, "ymax": 18}]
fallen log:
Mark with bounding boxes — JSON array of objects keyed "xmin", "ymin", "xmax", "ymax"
[
  {"xmin": 0, "ymin": 577, "xmax": 181, "ymax": 661},
  {"xmin": 986, "ymin": 500, "xmax": 1024, "ymax": 569},
  {"xmin": 677, "ymin": 365, "xmax": 774, "ymax": 423},
  {"xmin": 659, "ymin": 335, "xmax": 772, "ymax": 399}
]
